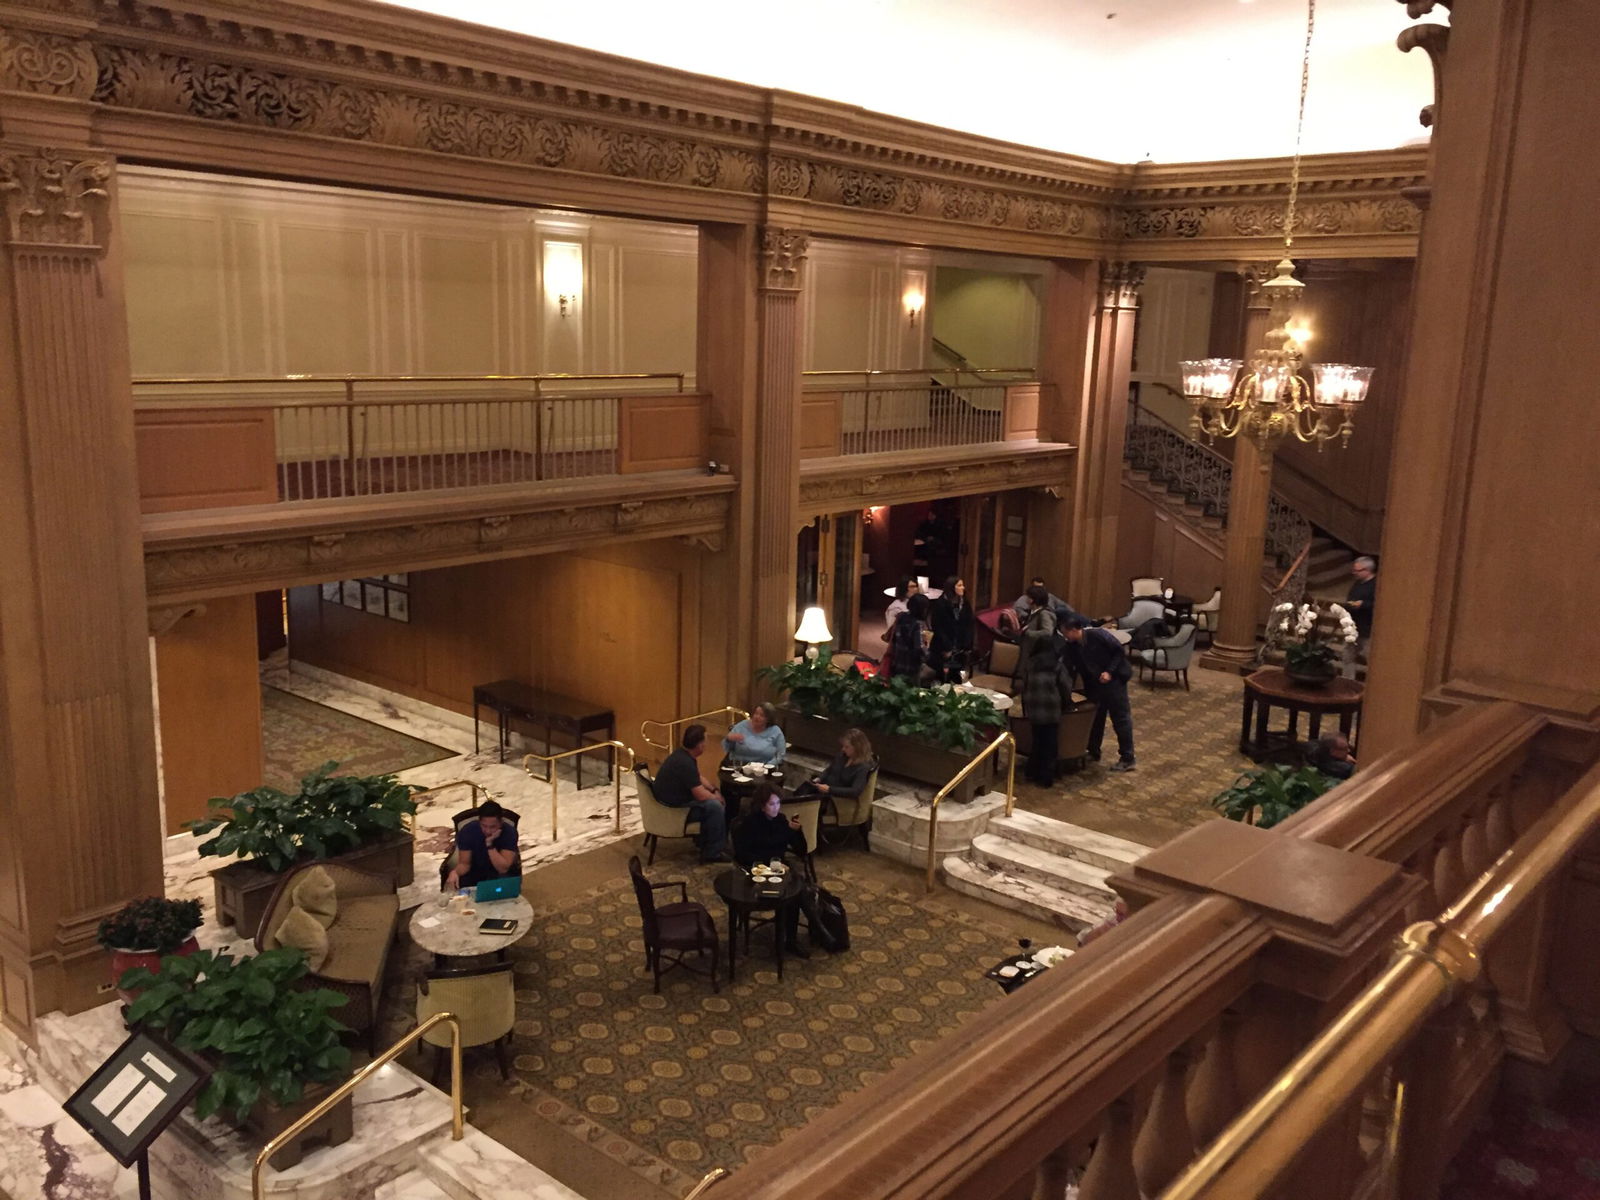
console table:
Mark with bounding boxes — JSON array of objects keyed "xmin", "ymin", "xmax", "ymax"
[
  {"xmin": 472, "ymin": 680, "xmax": 616, "ymax": 787},
  {"xmin": 1239, "ymin": 668, "xmax": 1363, "ymax": 764}
]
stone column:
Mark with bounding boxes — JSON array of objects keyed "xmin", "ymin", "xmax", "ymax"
[
  {"xmin": 1201, "ymin": 273, "xmax": 1276, "ymax": 672},
  {"xmin": 750, "ymin": 227, "xmax": 808, "ymax": 673},
  {"xmin": 0, "ymin": 147, "xmax": 165, "ymax": 1037},
  {"xmin": 1070, "ymin": 261, "xmax": 1143, "ymax": 616}
]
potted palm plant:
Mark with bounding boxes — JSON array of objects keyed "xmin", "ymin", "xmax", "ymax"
[
  {"xmin": 1210, "ymin": 764, "xmax": 1338, "ymax": 829},
  {"xmin": 121, "ymin": 947, "xmax": 354, "ymax": 1168},
  {"xmin": 97, "ymin": 897, "xmax": 204, "ymax": 1005},
  {"xmin": 188, "ymin": 761, "xmax": 421, "ymax": 932}
]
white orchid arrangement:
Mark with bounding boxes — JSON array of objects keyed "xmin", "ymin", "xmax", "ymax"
[{"xmin": 1268, "ymin": 601, "xmax": 1358, "ymax": 673}]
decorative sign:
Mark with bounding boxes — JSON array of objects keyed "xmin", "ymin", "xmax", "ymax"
[{"xmin": 63, "ymin": 1029, "xmax": 209, "ymax": 1168}]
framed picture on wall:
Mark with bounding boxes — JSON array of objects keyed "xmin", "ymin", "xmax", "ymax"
[
  {"xmin": 387, "ymin": 591, "xmax": 410, "ymax": 623},
  {"xmin": 363, "ymin": 583, "xmax": 386, "ymax": 615},
  {"xmin": 386, "ymin": 573, "xmax": 408, "ymax": 586},
  {"xmin": 1005, "ymin": 516, "xmax": 1025, "ymax": 532},
  {"xmin": 320, "ymin": 581, "xmax": 339, "ymax": 602},
  {"xmin": 341, "ymin": 580, "xmax": 362, "ymax": 608}
]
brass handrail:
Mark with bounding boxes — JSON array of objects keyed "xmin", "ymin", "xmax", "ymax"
[
  {"xmin": 252, "ymin": 1011, "xmax": 464, "ymax": 1200},
  {"xmin": 1157, "ymin": 756, "xmax": 1600, "ymax": 1200},
  {"xmin": 685, "ymin": 1167, "xmax": 730, "ymax": 1197},
  {"xmin": 403, "ymin": 779, "xmax": 494, "ymax": 835},
  {"xmin": 640, "ymin": 706, "xmax": 749, "ymax": 758},
  {"xmin": 521, "ymin": 740, "xmax": 637, "ymax": 843},
  {"xmin": 925, "ymin": 731, "xmax": 1016, "ymax": 891},
  {"xmin": 802, "ymin": 367, "xmax": 1036, "ymax": 377},
  {"xmin": 135, "ymin": 371, "xmax": 687, "ymax": 388}
]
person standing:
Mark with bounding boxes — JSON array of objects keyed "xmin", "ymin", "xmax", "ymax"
[
  {"xmin": 1343, "ymin": 556, "xmax": 1377, "ymax": 676},
  {"xmin": 1063, "ymin": 619, "xmax": 1136, "ymax": 772},
  {"xmin": 653, "ymin": 724, "xmax": 729, "ymax": 862},
  {"xmin": 883, "ymin": 576, "xmax": 920, "ymax": 635},
  {"xmin": 884, "ymin": 592, "xmax": 932, "ymax": 682},
  {"xmin": 929, "ymin": 575, "xmax": 975, "ymax": 682},
  {"xmin": 1020, "ymin": 620, "xmax": 1072, "ymax": 786}
]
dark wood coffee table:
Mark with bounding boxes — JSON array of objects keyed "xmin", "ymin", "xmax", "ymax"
[
  {"xmin": 1240, "ymin": 667, "xmax": 1363, "ymax": 763},
  {"xmin": 712, "ymin": 868, "xmax": 806, "ymax": 982},
  {"xmin": 472, "ymin": 680, "xmax": 615, "ymax": 784}
]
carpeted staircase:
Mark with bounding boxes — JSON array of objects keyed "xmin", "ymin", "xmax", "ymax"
[{"xmin": 943, "ymin": 811, "xmax": 1140, "ymax": 933}]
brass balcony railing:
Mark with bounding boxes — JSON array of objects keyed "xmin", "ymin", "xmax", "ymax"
[
  {"xmin": 640, "ymin": 706, "xmax": 749, "ymax": 762},
  {"xmin": 252, "ymin": 1012, "xmax": 464, "ymax": 1200},
  {"xmin": 521, "ymin": 740, "xmax": 637, "ymax": 843},
  {"xmin": 925, "ymin": 731, "xmax": 1016, "ymax": 891}
]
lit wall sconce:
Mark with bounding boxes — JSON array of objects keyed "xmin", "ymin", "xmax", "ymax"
[
  {"xmin": 544, "ymin": 240, "xmax": 584, "ymax": 319},
  {"xmin": 903, "ymin": 288, "xmax": 924, "ymax": 327},
  {"xmin": 862, "ymin": 505, "xmax": 885, "ymax": 526}
]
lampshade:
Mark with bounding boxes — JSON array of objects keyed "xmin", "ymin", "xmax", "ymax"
[
  {"xmin": 794, "ymin": 606, "xmax": 832, "ymax": 645},
  {"xmin": 1311, "ymin": 363, "xmax": 1374, "ymax": 407},
  {"xmin": 1179, "ymin": 358, "xmax": 1242, "ymax": 401}
]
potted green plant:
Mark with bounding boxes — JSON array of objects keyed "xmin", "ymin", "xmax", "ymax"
[
  {"xmin": 1210, "ymin": 764, "xmax": 1338, "ymax": 829},
  {"xmin": 97, "ymin": 897, "xmax": 204, "ymax": 1005},
  {"xmin": 758, "ymin": 659, "xmax": 1007, "ymax": 801},
  {"xmin": 121, "ymin": 947, "xmax": 354, "ymax": 1168},
  {"xmin": 187, "ymin": 761, "xmax": 421, "ymax": 932},
  {"xmin": 1265, "ymin": 601, "xmax": 1359, "ymax": 686}
]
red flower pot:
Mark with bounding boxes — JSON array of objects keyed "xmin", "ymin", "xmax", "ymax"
[{"xmin": 110, "ymin": 936, "xmax": 200, "ymax": 1007}]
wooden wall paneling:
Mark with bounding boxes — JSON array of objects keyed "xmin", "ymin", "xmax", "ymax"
[
  {"xmin": 415, "ymin": 232, "xmax": 500, "ymax": 374},
  {"xmin": 120, "ymin": 210, "xmax": 228, "ymax": 378},
  {"xmin": 134, "ymin": 407, "xmax": 278, "ymax": 512},
  {"xmin": 376, "ymin": 228, "xmax": 413, "ymax": 374},
  {"xmin": 799, "ymin": 392, "xmax": 843, "ymax": 459},
  {"xmin": 223, "ymin": 215, "xmax": 272, "ymax": 376},
  {"xmin": 154, "ymin": 596, "xmax": 263, "ymax": 834},
  {"xmin": 275, "ymin": 222, "xmax": 378, "ymax": 375},
  {"xmin": 1003, "ymin": 383, "xmax": 1041, "ymax": 441},
  {"xmin": 618, "ymin": 244, "xmax": 698, "ymax": 375},
  {"xmin": 617, "ymin": 393, "xmax": 709, "ymax": 473}
]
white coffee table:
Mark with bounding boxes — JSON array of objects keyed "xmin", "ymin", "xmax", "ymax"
[
  {"xmin": 409, "ymin": 894, "xmax": 533, "ymax": 962},
  {"xmin": 940, "ymin": 682, "xmax": 1013, "ymax": 712}
]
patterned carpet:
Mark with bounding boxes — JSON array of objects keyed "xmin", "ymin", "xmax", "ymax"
[
  {"xmin": 1015, "ymin": 664, "xmax": 1254, "ymax": 846},
  {"xmin": 1443, "ymin": 1086, "xmax": 1600, "ymax": 1199},
  {"xmin": 259, "ymin": 685, "xmax": 455, "ymax": 792},
  {"xmin": 379, "ymin": 861, "xmax": 1037, "ymax": 1196}
]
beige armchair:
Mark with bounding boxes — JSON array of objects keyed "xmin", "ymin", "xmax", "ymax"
[
  {"xmin": 415, "ymin": 962, "xmax": 515, "ymax": 1083},
  {"xmin": 778, "ymin": 796, "xmax": 822, "ymax": 878},
  {"xmin": 819, "ymin": 764, "xmax": 878, "ymax": 851},
  {"xmin": 971, "ymin": 640, "xmax": 1021, "ymax": 696},
  {"xmin": 1193, "ymin": 587, "xmax": 1222, "ymax": 642},
  {"xmin": 1131, "ymin": 575, "xmax": 1165, "ymax": 598},
  {"xmin": 635, "ymin": 763, "xmax": 701, "ymax": 866}
]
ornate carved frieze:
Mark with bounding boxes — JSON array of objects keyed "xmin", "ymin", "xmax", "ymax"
[
  {"xmin": 760, "ymin": 226, "xmax": 808, "ymax": 290},
  {"xmin": 800, "ymin": 448, "xmax": 1075, "ymax": 515},
  {"xmin": 1120, "ymin": 194, "xmax": 1423, "ymax": 248},
  {"xmin": 0, "ymin": 27, "xmax": 97, "ymax": 97},
  {"xmin": 0, "ymin": 147, "xmax": 112, "ymax": 249},
  {"xmin": 143, "ymin": 488, "xmax": 733, "ymax": 604}
]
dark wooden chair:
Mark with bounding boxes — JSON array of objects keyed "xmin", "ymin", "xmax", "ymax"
[
  {"xmin": 437, "ymin": 804, "xmax": 523, "ymax": 889},
  {"xmin": 628, "ymin": 855, "xmax": 719, "ymax": 994}
]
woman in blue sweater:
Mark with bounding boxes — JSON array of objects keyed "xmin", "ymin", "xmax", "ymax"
[{"xmin": 723, "ymin": 702, "xmax": 787, "ymax": 766}]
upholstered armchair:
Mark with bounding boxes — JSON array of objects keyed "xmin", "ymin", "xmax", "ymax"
[
  {"xmin": 1131, "ymin": 575, "xmax": 1165, "ymax": 599},
  {"xmin": 1192, "ymin": 587, "xmax": 1222, "ymax": 642},
  {"xmin": 1132, "ymin": 622, "xmax": 1198, "ymax": 689},
  {"xmin": 415, "ymin": 962, "xmax": 515, "ymax": 1083},
  {"xmin": 635, "ymin": 764, "xmax": 701, "ymax": 865},
  {"xmin": 1116, "ymin": 597, "xmax": 1168, "ymax": 630},
  {"xmin": 970, "ymin": 639, "xmax": 1021, "ymax": 696},
  {"xmin": 437, "ymin": 805, "xmax": 523, "ymax": 889},
  {"xmin": 628, "ymin": 856, "xmax": 719, "ymax": 993},
  {"xmin": 820, "ymin": 763, "xmax": 878, "ymax": 850},
  {"xmin": 778, "ymin": 796, "xmax": 822, "ymax": 879}
]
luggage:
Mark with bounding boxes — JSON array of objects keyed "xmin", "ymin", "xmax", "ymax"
[{"xmin": 807, "ymin": 884, "xmax": 850, "ymax": 953}]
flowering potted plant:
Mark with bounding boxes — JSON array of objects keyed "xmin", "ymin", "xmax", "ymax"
[
  {"xmin": 1266, "ymin": 601, "xmax": 1358, "ymax": 686},
  {"xmin": 97, "ymin": 896, "xmax": 204, "ymax": 1004}
]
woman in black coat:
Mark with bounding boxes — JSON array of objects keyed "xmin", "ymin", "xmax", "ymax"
[
  {"xmin": 731, "ymin": 784, "xmax": 810, "ymax": 955},
  {"xmin": 929, "ymin": 575, "xmax": 976, "ymax": 682}
]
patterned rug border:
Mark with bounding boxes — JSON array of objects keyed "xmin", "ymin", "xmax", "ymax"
[{"xmin": 260, "ymin": 684, "xmax": 456, "ymax": 789}]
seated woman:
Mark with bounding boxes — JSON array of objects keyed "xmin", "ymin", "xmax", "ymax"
[
  {"xmin": 884, "ymin": 592, "xmax": 932, "ymax": 683},
  {"xmin": 444, "ymin": 799, "xmax": 520, "ymax": 891},
  {"xmin": 732, "ymin": 783, "xmax": 810, "ymax": 957},
  {"xmin": 795, "ymin": 727, "xmax": 875, "ymax": 810},
  {"xmin": 722, "ymin": 702, "xmax": 787, "ymax": 766}
]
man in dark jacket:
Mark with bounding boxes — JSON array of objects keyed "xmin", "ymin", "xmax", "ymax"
[{"xmin": 1063, "ymin": 619, "xmax": 1136, "ymax": 772}]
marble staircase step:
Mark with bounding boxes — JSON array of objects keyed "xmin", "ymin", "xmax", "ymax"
[
  {"xmin": 942, "ymin": 855, "xmax": 1112, "ymax": 932},
  {"xmin": 376, "ymin": 1169, "xmax": 452, "ymax": 1199},
  {"xmin": 986, "ymin": 811, "xmax": 1147, "ymax": 873},
  {"xmin": 418, "ymin": 1127, "xmax": 587, "ymax": 1200},
  {"xmin": 971, "ymin": 834, "xmax": 1117, "ymax": 903}
]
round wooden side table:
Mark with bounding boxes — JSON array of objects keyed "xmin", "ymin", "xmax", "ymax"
[{"xmin": 1239, "ymin": 667, "xmax": 1363, "ymax": 763}]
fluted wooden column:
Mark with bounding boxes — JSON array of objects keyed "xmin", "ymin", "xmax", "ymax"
[
  {"xmin": 0, "ymin": 147, "xmax": 164, "ymax": 1036},
  {"xmin": 1069, "ymin": 262, "xmax": 1143, "ymax": 616},
  {"xmin": 1201, "ymin": 276, "xmax": 1275, "ymax": 671},
  {"xmin": 750, "ymin": 227, "xmax": 808, "ymax": 672}
]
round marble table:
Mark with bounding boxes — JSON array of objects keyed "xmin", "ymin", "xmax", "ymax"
[
  {"xmin": 938, "ymin": 682, "xmax": 1014, "ymax": 712},
  {"xmin": 409, "ymin": 894, "xmax": 534, "ymax": 963}
]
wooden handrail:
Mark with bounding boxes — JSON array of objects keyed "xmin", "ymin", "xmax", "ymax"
[
  {"xmin": 521, "ymin": 740, "xmax": 636, "ymax": 842},
  {"xmin": 924, "ymin": 732, "xmax": 1015, "ymax": 891},
  {"xmin": 685, "ymin": 1167, "xmax": 730, "ymax": 1197},
  {"xmin": 1270, "ymin": 538, "xmax": 1313, "ymax": 594},
  {"xmin": 639, "ymin": 706, "xmax": 749, "ymax": 757},
  {"xmin": 252, "ymin": 1012, "xmax": 464, "ymax": 1199},
  {"xmin": 1157, "ymin": 754, "xmax": 1600, "ymax": 1200}
]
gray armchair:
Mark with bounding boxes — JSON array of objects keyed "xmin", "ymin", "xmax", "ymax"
[
  {"xmin": 1116, "ymin": 597, "xmax": 1168, "ymax": 630},
  {"xmin": 1132, "ymin": 623, "xmax": 1198, "ymax": 689}
]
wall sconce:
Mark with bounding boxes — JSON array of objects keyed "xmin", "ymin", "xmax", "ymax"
[
  {"xmin": 903, "ymin": 288, "xmax": 924, "ymax": 327},
  {"xmin": 544, "ymin": 240, "xmax": 584, "ymax": 320},
  {"xmin": 862, "ymin": 505, "xmax": 885, "ymax": 526}
]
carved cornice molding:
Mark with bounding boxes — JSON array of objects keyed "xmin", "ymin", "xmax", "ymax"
[
  {"xmin": 800, "ymin": 446, "xmax": 1075, "ymax": 515},
  {"xmin": 143, "ymin": 486, "xmax": 732, "ymax": 604},
  {"xmin": 0, "ymin": 146, "xmax": 111, "ymax": 249},
  {"xmin": 760, "ymin": 226, "xmax": 808, "ymax": 290}
]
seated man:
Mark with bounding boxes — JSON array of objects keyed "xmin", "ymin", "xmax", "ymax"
[
  {"xmin": 444, "ymin": 799, "xmax": 519, "ymax": 891},
  {"xmin": 1012, "ymin": 576, "xmax": 1065, "ymax": 623},
  {"xmin": 653, "ymin": 723, "xmax": 729, "ymax": 862},
  {"xmin": 722, "ymin": 702, "xmax": 787, "ymax": 766},
  {"xmin": 1305, "ymin": 732, "xmax": 1357, "ymax": 781}
]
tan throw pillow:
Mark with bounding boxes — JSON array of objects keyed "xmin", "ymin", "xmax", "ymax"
[
  {"xmin": 290, "ymin": 865, "xmax": 338, "ymax": 929},
  {"xmin": 274, "ymin": 905, "xmax": 329, "ymax": 972}
]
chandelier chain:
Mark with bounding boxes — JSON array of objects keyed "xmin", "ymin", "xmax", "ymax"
[{"xmin": 1284, "ymin": 0, "xmax": 1317, "ymax": 252}]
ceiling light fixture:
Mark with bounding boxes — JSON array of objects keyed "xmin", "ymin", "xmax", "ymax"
[{"xmin": 1178, "ymin": 0, "xmax": 1372, "ymax": 450}]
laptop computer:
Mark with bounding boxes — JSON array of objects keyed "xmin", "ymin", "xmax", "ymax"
[{"xmin": 474, "ymin": 875, "xmax": 523, "ymax": 902}]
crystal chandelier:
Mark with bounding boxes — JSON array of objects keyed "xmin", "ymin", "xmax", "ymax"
[{"xmin": 1178, "ymin": 0, "xmax": 1374, "ymax": 450}]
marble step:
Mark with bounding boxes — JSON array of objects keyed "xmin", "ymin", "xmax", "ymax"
[
  {"xmin": 943, "ymin": 855, "xmax": 1112, "ymax": 933},
  {"xmin": 418, "ymin": 1128, "xmax": 587, "ymax": 1200},
  {"xmin": 971, "ymin": 834, "xmax": 1118, "ymax": 903},
  {"xmin": 987, "ymin": 811, "xmax": 1147, "ymax": 873},
  {"xmin": 376, "ymin": 1169, "xmax": 452, "ymax": 1199}
]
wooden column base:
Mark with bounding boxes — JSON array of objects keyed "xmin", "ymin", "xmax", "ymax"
[{"xmin": 1199, "ymin": 644, "xmax": 1258, "ymax": 675}]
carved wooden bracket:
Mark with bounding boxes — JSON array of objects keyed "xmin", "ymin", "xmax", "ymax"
[
  {"xmin": 308, "ymin": 532, "xmax": 345, "ymax": 562},
  {"xmin": 148, "ymin": 602, "xmax": 206, "ymax": 636},
  {"xmin": 678, "ymin": 532, "xmax": 725, "ymax": 553}
]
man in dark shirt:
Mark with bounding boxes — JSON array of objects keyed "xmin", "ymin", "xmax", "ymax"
[
  {"xmin": 652, "ymin": 723, "xmax": 728, "ymax": 862},
  {"xmin": 1063, "ymin": 618, "xmax": 1136, "ymax": 772},
  {"xmin": 445, "ymin": 799, "xmax": 519, "ymax": 890},
  {"xmin": 1344, "ymin": 555, "xmax": 1377, "ymax": 676}
]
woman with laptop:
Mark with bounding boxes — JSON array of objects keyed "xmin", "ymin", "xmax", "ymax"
[{"xmin": 444, "ymin": 799, "xmax": 520, "ymax": 892}]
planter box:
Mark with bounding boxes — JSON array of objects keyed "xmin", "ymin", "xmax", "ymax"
[
  {"xmin": 211, "ymin": 832, "xmax": 414, "ymax": 934},
  {"xmin": 238, "ymin": 1077, "xmax": 355, "ymax": 1171},
  {"xmin": 777, "ymin": 707, "xmax": 996, "ymax": 803}
]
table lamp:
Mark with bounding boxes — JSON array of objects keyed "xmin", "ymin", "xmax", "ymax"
[{"xmin": 794, "ymin": 606, "xmax": 833, "ymax": 662}]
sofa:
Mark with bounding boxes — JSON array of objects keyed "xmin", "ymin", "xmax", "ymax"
[{"xmin": 257, "ymin": 861, "xmax": 400, "ymax": 1053}]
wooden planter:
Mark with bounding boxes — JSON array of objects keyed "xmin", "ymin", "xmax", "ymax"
[
  {"xmin": 210, "ymin": 831, "xmax": 414, "ymax": 933},
  {"xmin": 777, "ymin": 707, "xmax": 996, "ymax": 803},
  {"xmin": 239, "ymin": 1078, "xmax": 355, "ymax": 1171}
]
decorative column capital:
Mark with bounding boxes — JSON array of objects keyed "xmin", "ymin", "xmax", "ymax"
[
  {"xmin": 0, "ymin": 148, "xmax": 113, "ymax": 252},
  {"xmin": 1098, "ymin": 261, "xmax": 1145, "ymax": 311},
  {"xmin": 760, "ymin": 226, "xmax": 809, "ymax": 291},
  {"xmin": 1239, "ymin": 260, "xmax": 1278, "ymax": 308}
]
